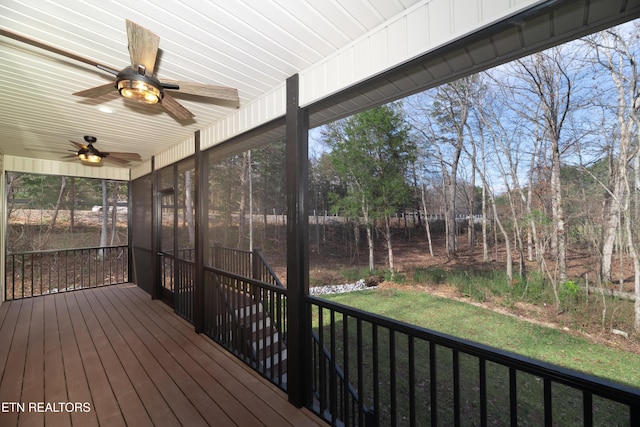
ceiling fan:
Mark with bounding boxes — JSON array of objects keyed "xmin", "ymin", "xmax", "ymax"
[
  {"xmin": 0, "ymin": 20, "xmax": 239, "ymax": 121},
  {"xmin": 66, "ymin": 136, "xmax": 142, "ymax": 166}
]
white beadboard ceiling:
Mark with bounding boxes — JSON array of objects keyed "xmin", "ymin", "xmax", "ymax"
[
  {"xmin": 1, "ymin": 0, "xmax": 639, "ymax": 174},
  {"xmin": 0, "ymin": 0, "xmax": 422, "ymax": 167}
]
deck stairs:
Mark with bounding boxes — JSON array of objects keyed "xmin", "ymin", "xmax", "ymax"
[{"xmin": 233, "ymin": 292, "xmax": 288, "ymax": 385}]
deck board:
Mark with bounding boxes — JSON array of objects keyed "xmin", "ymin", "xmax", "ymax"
[
  {"xmin": 53, "ymin": 293, "xmax": 99, "ymax": 427},
  {"xmin": 43, "ymin": 295, "xmax": 72, "ymax": 427},
  {"xmin": 0, "ymin": 299, "xmax": 30, "ymax": 427},
  {"xmin": 0, "ymin": 284, "xmax": 324, "ymax": 427}
]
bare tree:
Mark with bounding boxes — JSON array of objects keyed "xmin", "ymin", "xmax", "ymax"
[
  {"xmin": 409, "ymin": 76, "xmax": 480, "ymax": 258},
  {"xmin": 585, "ymin": 28, "xmax": 640, "ymax": 285},
  {"xmin": 585, "ymin": 25, "xmax": 640, "ymax": 329},
  {"xmin": 39, "ymin": 176, "xmax": 66, "ymax": 249},
  {"xmin": 98, "ymin": 179, "xmax": 108, "ymax": 257},
  {"xmin": 511, "ymin": 46, "xmax": 582, "ymax": 284}
]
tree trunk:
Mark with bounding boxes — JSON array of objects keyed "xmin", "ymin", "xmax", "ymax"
[
  {"xmin": 185, "ymin": 170, "xmax": 195, "ymax": 248},
  {"xmin": 109, "ymin": 181, "xmax": 119, "ymax": 245},
  {"xmin": 420, "ymin": 181, "xmax": 434, "ymax": 257},
  {"xmin": 99, "ymin": 179, "xmax": 108, "ymax": 257},
  {"xmin": 490, "ymin": 188, "xmax": 512, "ymax": 282},
  {"xmin": 359, "ymin": 192, "xmax": 374, "ymax": 271},
  {"xmin": 69, "ymin": 177, "xmax": 75, "ymax": 233},
  {"xmin": 550, "ymin": 139, "xmax": 567, "ymax": 283},
  {"xmin": 482, "ymin": 183, "xmax": 489, "ymax": 263},
  {"xmin": 445, "ymin": 169, "xmax": 458, "ymax": 258},
  {"xmin": 601, "ymin": 176, "xmax": 624, "ymax": 283},
  {"xmin": 366, "ymin": 222, "xmax": 374, "ymax": 272},
  {"xmin": 40, "ymin": 176, "xmax": 66, "ymax": 249},
  {"xmin": 384, "ymin": 216, "xmax": 394, "ymax": 277},
  {"xmin": 237, "ymin": 152, "xmax": 249, "ymax": 248}
]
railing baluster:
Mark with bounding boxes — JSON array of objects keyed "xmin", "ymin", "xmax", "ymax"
[
  {"xmin": 453, "ymin": 349, "xmax": 460, "ymax": 427},
  {"xmin": 631, "ymin": 400, "xmax": 640, "ymax": 426},
  {"xmin": 330, "ymin": 310, "xmax": 338, "ymax": 424},
  {"xmin": 409, "ymin": 336, "xmax": 416, "ymax": 427},
  {"xmin": 372, "ymin": 323, "xmax": 379, "ymax": 426},
  {"xmin": 343, "ymin": 314, "xmax": 350, "ymax": 427},
  {"xmin": 390, "ymin": 330, "xmax": 396, "ymax": 427},
  {"xmin": 430, "ymin": 341, "xmax": 438, "ymax": 426},
  {"xmin": 582, "ymin": 391, "xmax": 592, "ymax": 427},
  {"xmin": 510, "ymin": 367, "xmax": 517, "ymax": 427},
  {"xmin": 480, "ymin": 358, "xmax": 487, "ymax": 427},
  {"xmin": 319, "ymin": 307, "xmax": 326, "ymax": 416},
  {"xmin": 357, "ymin": 318, "xmax": 364, "ymax": 427},
  {"xmin": 544, "ymin": 378, "xmax": 552, "ymax": 427}
]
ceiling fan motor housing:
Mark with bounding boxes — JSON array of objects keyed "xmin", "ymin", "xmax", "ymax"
[{"xmin": 115, "ymin": 66, "xmax": 164, "ymax": 104}]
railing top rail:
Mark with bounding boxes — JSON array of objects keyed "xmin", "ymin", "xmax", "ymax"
[
  {"xmin": 254, "ymin": 249, "xmax": 285, "ymax": 289},
  {"xmin": 204, "ymin": 265, "xmax": 287, "ymax": 295},
  {"xmin": 7, "ymin": 245, "xmax": 128, "ymax": 256},
  {"xmin": 213, "ymin": 244, "xmax": 252, "ymax": 256},
  {"xmin": 309, "ymin": 295, "xmax": 640, "ymax": 404}
]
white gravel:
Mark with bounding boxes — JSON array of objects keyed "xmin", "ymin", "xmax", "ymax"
[{"xmin": 309, "ymin": 279, "xmax": 376, "ymax": 295}]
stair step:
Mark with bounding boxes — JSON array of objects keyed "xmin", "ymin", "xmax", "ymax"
[{"xmin": 264, "ymin": 358, "xmax": 288, "ymax": 377}]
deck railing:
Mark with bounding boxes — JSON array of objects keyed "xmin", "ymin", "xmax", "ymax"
[
  {"xmin": 159, "ymin": 248, "xmax": 196, "ymax": 323},
  {"xmin": 210, "ymin": 243, "xmax": 284, "ymax": 288},
  {"xmin": 309, "ymin": 296, "xmax": 640, "ymax": 427},
  {"xmin": 5, "ymin": 245, "xmax": 128, "ymax": 300},
  {"xmin": 203, "ymin": 267, "xmax": 288, "ymax": 388}
]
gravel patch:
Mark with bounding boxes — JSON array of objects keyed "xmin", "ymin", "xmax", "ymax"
[{"xmin": 310, "ymin": 279, "xmax": 377, "ymax": 295}]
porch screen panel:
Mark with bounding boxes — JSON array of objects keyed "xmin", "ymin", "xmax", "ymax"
[
  {"xmin": 205, "ymin": 137, "xmax": 287, "ymax": 278},
  {"xmin": 202, "ymin": 130, "xmax": 289, "ymax": 389},
  {"xmin": 175, "ymin": 158, "xmax": 196, "ymax": 323},
  {"xmin": 131, "ymin": 174, "xmax": 153, "ymax": 294}
]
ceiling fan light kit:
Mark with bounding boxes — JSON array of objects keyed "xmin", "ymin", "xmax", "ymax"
[
  {"xmin": 78, "ymin": 152, "xmax": 103, "ymax": 164},
  {"xmin": 115, "ymin": 66, "xmax": 163, "ymax": 104},
  {"xmin": 69, "ymin": 136, "xmax": 140, "ymax": 166},
  {"xmin": 76, "ymin": 136, "xmax": 103, "ymax": 164}
]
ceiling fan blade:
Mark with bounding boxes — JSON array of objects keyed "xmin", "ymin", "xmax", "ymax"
[
  {"xmin": 104, "ymin": 155, "xmax": 130, "ymax": 166},
  {"xmin": 126, "ymin": 20, "xmax": 160, "ymax": 74},
  {"xmin": 72, "ymin": 82, "xmax": 116, "ymax": 98},
  {"xmin": 108, "ymin": 152, "xmax": 142, "ymax": 161},
  {"xmin": 69, "ymin": 140, "xmax": 87, "ymax": 150},
  {"xmin": 161, "ymin": 93, "xmax": 195, "ymax": 121},
  {"xmin": 161, "ymin": 79, "xmax": 239, "ymax": 104},
  {"xmin": 0, "ymin": 28, "xmax": 120, "ymax": 74}
]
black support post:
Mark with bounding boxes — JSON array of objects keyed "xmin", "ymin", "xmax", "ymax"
[
  {"xmin": 127, "ymin": 169, "xmax": 133, "ymax": 284},
  {"xmin": 151, "ymin": 156, "xmax": 160, "ymax": 300},
  {"xmin": 285, "ymin": 73, "xmax": 310, "ymax": 408},
  {"xmin": 194, "ymin": 131, "xmax": 205, "ymax": 333}
]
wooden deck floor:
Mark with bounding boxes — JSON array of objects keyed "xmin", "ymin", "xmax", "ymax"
[{"xmin": 0, "ymin": 283, "xmax": 324, "ymax": 427}]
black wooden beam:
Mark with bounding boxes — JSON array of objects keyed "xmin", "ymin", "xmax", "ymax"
[{"xmin": 285, "ymin": 73, "xmax": 311, "ymax": 407}]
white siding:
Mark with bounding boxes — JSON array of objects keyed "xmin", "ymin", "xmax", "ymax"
[
  {"xmin": 298, "ymin": 0, "xmax": 543, "ymax": 106},
  {"xmin": 154, "ymin": 135, "xmax": 196, "ymax": 170},
  {"xmin": 3, "ymin": 156, "xmax": 130, "ymax": 180},
  {"xmin": 131, "ymin": 160, "xmax": 153, "ymax": 181},
  {"xmin": 200, "ymin": 83, "xmax": 287, "ymax": 151},
  {"xmin": 194, "ymin": 0, "xmax": 543, "ymax": 153}
]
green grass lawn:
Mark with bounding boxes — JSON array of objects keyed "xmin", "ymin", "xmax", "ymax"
[{"xmin": 320, "ymin": 287, "xmax": 640, "ymax": 389}]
